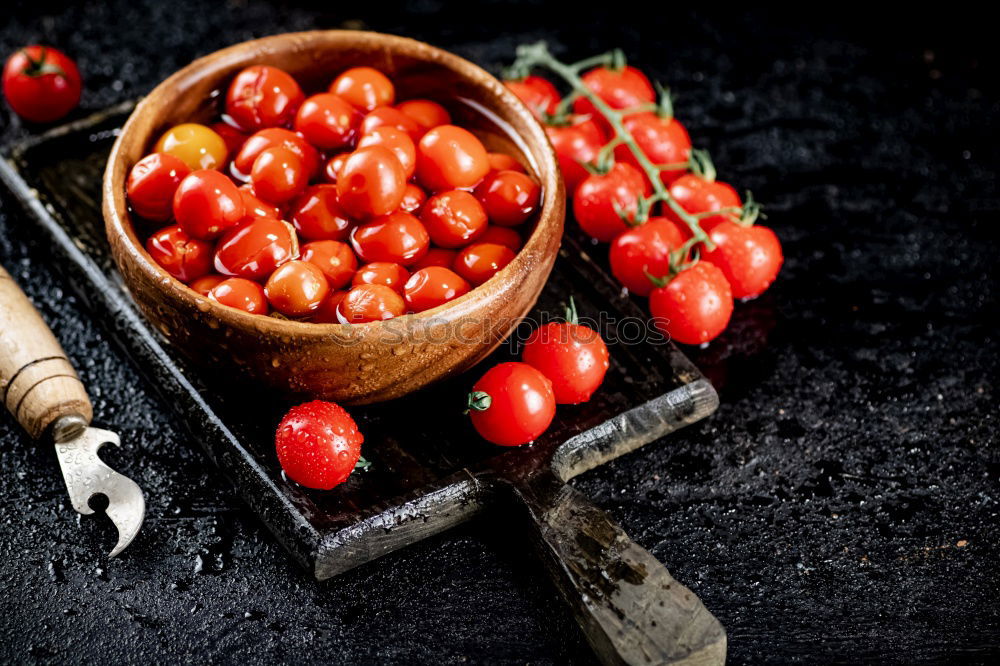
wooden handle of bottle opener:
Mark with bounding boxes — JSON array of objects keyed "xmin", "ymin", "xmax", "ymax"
[{"xmin": 0, "ymin": 264, "xmax": 92, "ymax": 439}]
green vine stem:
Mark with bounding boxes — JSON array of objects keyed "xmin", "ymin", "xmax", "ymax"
[{"xmin": 509, "ymin": 42, "xmax": 716, "ymax": 250}]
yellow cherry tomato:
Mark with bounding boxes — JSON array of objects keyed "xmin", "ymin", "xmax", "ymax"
[{"xmin": 154, "ymin": 123, "xmax": 227, "ymax": 171}]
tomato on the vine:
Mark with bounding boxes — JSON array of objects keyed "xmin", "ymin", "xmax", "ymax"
[
  {"xmin": 350, "ymin": 211, "xmax": 429, "ymax": 266},
  {"xmin": 127, "ymin": 153, "xmax": 191, "ymax": 221},
  {"xmin": 573, "ymin": 64, "xmax": 655, "ymax": 123},
  {"xmin": 275, "ymin": 401, "xmax": 363, "ymax": 490},
  {"xmin": 573, "ymin": 162, "xmax": 650, "ymax": 242},
  {"xmin": 609, "ymin": 217, "xmax": 686, "ymax": 297},
  {"xmin": 545, "ymin": 119, "xmax": 605, "ymax": 195},
  {"xmin": 301, "ymin": 240, "xmax": 357, "ymax": 290},
  {"xmin": 522, "ymin": 315, "xmax": 610, "ymax": 404},
  {"xmin": 145, "ymin": 225, "xmax": 213, "ymax": 283},
  {"xmin": 649, "ymin": 261, "xmax": 733, "ymax": 345},
  {"xmin": 416, "ymin": 125, "xmax": 490, "ymax": 191},
  {"xmin": 667, "ymin": 174, "xmax": 741, "ymax": 232},
  {"xmin": 289, "ymin": 185, "xmax": 352, "ymax": 241},
  {"xmin": 466, "ymin": 362, "xmax": 556, "ymax": 447},
  {"xmin": 330, "ymin": 66, "xmax": 395, "ymax": 111},
  {"xmin": 615, "ymin": 112, "xmax": 691, "ymax": 185},
  {"xmin": 504, "ymin": 76, "xmax": 560, "ymax": 118},
  {"xmin": 265, "ymin": 260, "xmax": 330, "ymax": 316},
  {"xmin": 226, "ymin": 65, "xmax": 304, "ymax": 132},
  {"xmin": 338, "ymin": 284, "xmax": 406, "ymax": 323},
  {"xmin": 702, "ymin": 222, "xmax": 783, "ymax": 299},
  {"xmin": 2, "ymin": 46, "xmax": 81, "ymax": 123},
  {"xmin": 172, "ymin": 170, "xmax": 245, "ymax": 240},
  {"xmin": 420, "ymin": 190, "xmax": 488, "ymax": 249},
  {"xmin": 214, "ymin": 217, "xmax": 297, "ymax": 280},
  {"xmin": 209, "ymin": 277, "xmax": 269, "ymax": 314},
  {"xmin": 336, "ymin": 145, "xmax": 407, "ymax": 219},
  {"xmin": 294, "ymin": 93, "xmax": 362, "ymax": 151},
  {"xmin": 474, "ymin": 170, "xmax": 541, "ymax": 227},
  {"xmin": 403, "ymin": 266, "xmax": 470, "ymax": 312}
]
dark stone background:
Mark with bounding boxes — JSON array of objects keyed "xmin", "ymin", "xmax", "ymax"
[{"xmin": 1, "ymin": 3, "xmax": 997, "ymax": 664}]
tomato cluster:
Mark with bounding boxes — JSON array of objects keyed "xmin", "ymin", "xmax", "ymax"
[
  {"xmin": 127, "ymin": 64, "xmax": 542, "ymax": 322},
  {"xmin": 505, "ymin": 58, "xmax": 783, "ymax": 345}
]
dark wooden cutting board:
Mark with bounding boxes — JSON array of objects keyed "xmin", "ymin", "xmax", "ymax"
[{"xmin": 0, "ymin": 103, "xmax": 726, "ymax": 665}]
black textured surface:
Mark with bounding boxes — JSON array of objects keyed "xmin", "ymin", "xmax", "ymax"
[{"xmin": 1, "ymin": 4, "xmax": 997, "ymax": 664}]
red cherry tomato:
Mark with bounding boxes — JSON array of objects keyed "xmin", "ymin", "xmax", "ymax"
[
  {"xmin": 330, "ymin": 67, "xmax": 395, "ymax": 111},
  {"xmin": 360, "ymin": 106, "xmax": 422, "ymax": 141},
  {"xmin": 208, "ymin": 277, "xmax": 269, "ymax": 315},
  {"xmin": 420, "ymin": 190, "xmax": 488, "ymax": 248},
  {"xmin": 609, "ymin": 217, "xmax": 686, "ymax": 297},
  {"xmin": 322, "ymin": 153, "xmax": 350, "ymax": 184},
  {"xmin": 615, "ymin": 112, "xmax": 692, "ymax": 185},
  {"xmin": 573, "ymin": 162, "xmax": 650, "ymax": 242},
  {"xmin": 504, "ymin": 76, "xmax": 560, "ymax": 118},
  {"xmin": 301, "ymin": 240, "xmax": 357, "ymax": 289},
  {"xmin": 403, "ymin": 267, "xmax": 470, "ymax": 312},
  {"xmin": 400, "ymin": 183, "xmax": 427, "ymax": 214},
  {"xmin": 487, "ymin": 152, "xmax": 525, "ymax": 174},
  {"xmin": 250, "ymin": 145, "xmax": 308, "ymax": 204},
  {"xmin": 145, "ymin": 225, "xmax": 213, "ymax": 283},
  {"xmin": 294, "ymin": 93, "xmax": 362, "ymax": 151},
  {"xmin": 172, "ymin": 170, "xmax": 245, "ymax": 240},
  {"xmin": 336, "ymin": 145, "xmax": 407, "ymax": 219},
  {"xmin": 126, "ymin": 152, "xmax": 190, "ymax": 221},
  {"xmin": 289, "ymin": 185, "xmax": 352, "ymax": 241},
  {"xmin": 395, "ymin": 99, "xmax": 451, "ymax": 133},
  {"xmin": 649, "ymin": 261, "xmax": 733, "ymax": 345},
  {"xmin": 265, "ymin": 260, "xmax": 330, "ymax": 316},
  {"xmin": 467, "ymin": 362, "xmax": 556, "ymax": 447},
  {"xmin": 416, "ymin": 125, "xmax": 489, "ymax": 191},
  {"xmin": 233, "ymin": 128, "xmax": 320, "ymax": 180},
  {"xmin": 209, "ymin": 121, "xmax": 248, "ymax": 158},
  {"xmin": 239, "ymin": 184, "xmax": 283, "ymax": 222},
  {"xmin": 477, "ymin": 225, "xmax": 522, "ymax": 251},
  {"xmin": 358, "ymin": 126, "xmax": 416, "ymax": 179},
  {"xmin": 667, "ymin": 174, "xmax": 742, "ymax": 232},
  {"xmin": 311, "ymin": 290, "xmax": 349, "ymax": 324},
  {"xmin": 573, "ymin": 65, "xmax": 655, "ymax": 130},
  {"xmin": 275, "ymin": 400, "xmax": 363, "ymax": 490},
  {"xmin": 2, "ymin": 46, "xmax": 81, "ymax": 123},
  {"xmin": 189, "ymin": 274, "xmax": 226, "ymax": 296},
  {"xmin": 545, "ymin": 119, "xmax": 605, "ymax": 195},
  {"xmin": 702, "ymin": 222, "xmax": 783, "ymax": 299},
  {"xmin": 350, "ymin": 211, "xmax": 429, "ymax": 266},
  {"xmin": 225, "ymin": 65, "xmax": 304, "ymax": 132},
  {"xmin": 411, "ymin": 248, "xmax": 457, "ymax": 271},
  {"xmin": 474, "ymin": 170, "xmax": 540, "ymax": 227},
  {"xmin": 453, "ymin": 242, "xmax": 515, "ymax": 286},
  {"xmin": 337, "ymin": 284, "xmax": 406, "ymax": 323},
  {"xmin": 522, "ymin": 321, "xmax": 610, "ymax": 404},
  {"xmin": 351, "ymin": 262, "xmax": 410, "ymax": 293},
  {"xmin": 214, "ymin": 217, "xmax": 297, "ymax": 280}
]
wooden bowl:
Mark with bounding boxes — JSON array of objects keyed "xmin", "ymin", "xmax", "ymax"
[{"xmin": 103, "ymin": 30, "xmax": 564, "ymax": 404}]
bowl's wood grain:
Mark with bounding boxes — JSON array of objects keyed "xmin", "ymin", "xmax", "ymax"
[{"xmin": 103, "ymin": 31, "xmax": 564, "ymax": 404}]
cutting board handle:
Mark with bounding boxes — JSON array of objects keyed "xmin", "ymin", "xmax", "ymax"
[{"xmin": 510, "ymin": 473, "xmax": 726, "ymax": 665}]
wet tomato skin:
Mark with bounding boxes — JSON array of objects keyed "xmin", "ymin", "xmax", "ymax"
[
  {"xmin": 395, "ymin": 99, "xmax": 451, "ymax": 133},
  {"xmin": 310, "ymin": 290, "xmax": 349, "ymax": 323},
  {"xmin": 358, "ymin": 126, "xmax": 416, "ymax": 179},
  {"xmin": 453, "ymin": 242, "xmax": 516, "ymax": 286},
  {"xmin": 155, "ymin": 123, "xmax": 228, "ymax": 171},
  {"xmin": 475, "ymin": 170, "xmax": 541, "ymax": 227},
  {"xmin": 146, "ymin": 225, "xmax": 213, "ymax": 283},
  {"xmin": 336, "ymin": 145, "xmax": 407, "ymax": 219},
  {"xmin": 330, "ymin": 66, "xmax": 395, "ymax": 111},
  {"xmin": 289, "ymin": 185, "xmax": 352, "ymax": 241},
  {"xmin": 127, "ymin": 152, "xmax": 191, "ymax": 221},
  {"xmin": 209, "ymin": 121, "xmax": 248, "ymax": 158},
  {"xmin": 545, "ymin": 120, "xmax": 605, "ymax": 195},
  {"xmin": 233, "ymin": 128, "xmax": 320, "ymax": 180},
  {"xmin": 615, "ymin": 112, "xmax": 692, "ymax": 185},
  {"xmin": 487, "ymin": 152, "xmax": 525, "ymax": 174},
  {"xmin": 239, "ymin": 184, "xmax": 283, "ymax": 222},
  {"xmin": 350, "ymin": 211, "xmax": 430, "ymax": 266},
  {"xmin": 2, "ymin": 46, "xmax": 81, "ymax": 123},
  {"xmin": 702, "ymin": 222, "xmax": 783, "ymax": 299},
  {"xmin": 667, "ymin": 174, "xmax": 742, "ymax": 232},
  {"xmin": 403, "ymin": 266, "xmax": 471, "ymax": 312},
  {"xmin": 411, "ymin": 248, "xmax": 457, "ymax": 271},
  {"xmin": 360, "ymin": 106, "xmax": 422, "ymax": 141},
  {"xmin": 337, "ymin": 284, "xmax": 406, "ymax": 323},
  {"xmin": 301, "ymin": 240, "xmax": 357, "ymax": 289},
  {"xmin": 400, "ymin": 183, "xmax": 427, "ymax": 214},
  {"xmin": 468, "ymin": 362, "xmax": 556, "ymax": 447},
  {"xmin": 504, "ymin": 76, "xmax": 560, "ymax": 118},
  {"xmin": 172, "ymin": 169, "xmax": 245, "ymax": 240},
  {"xmin": 265, "ymin": 260, "xmax": 330, "ymax": 316},
  {"xmin": 294, "ymin": 93, "xmax": 362, "ymax": 151},
  {"xmin": 275, "ymin": 401, "xmax": 363, "ymax": 490},
  {"xmin": 189, "ymin": 274, "xmax": 226, "ymax": 296},
  {"xmin": 649, "ymin": 261, "xmax": 733, "ymax": 345},
  {"xmin": 609, "ymin": 217, "xmax": 686, "ymax": 297},
  {"xmin": 573, "ymin": 162, "xmax": 650, "ymax": 242},
  {"xmin": 416, "ymin": 125, "xmax": 490, "ymax": 191},
  {"xmin": 208, "ymin": 277, "xmax": 268, "ymax": 315},
  {"xmin": 322, "ymin": 153, "xmax": 350, "ymax": 184},
  {"xmin": 522, "ymin": 322, "xmax": 610, "ymax": 404},
  {"xmin": 225, "ymin": 65, "xmax": 304, "ymax": 132},
  {"xmin": 477, "ymin": 225, "xmax": 522, "ymax": 251},
  {"xmin": 250, "ymin": 145, "xmax": 308, "ymax": 204},
  {"xmin": 420, "ymin": 190, "xmax": 488, "ymax": 248},
  {"xmin": 214, "ymin": 217, "xmax": 297, "ymax": 280},
  {"xmin": 573, "ymin": 65, "xmax": 655, "ymax": 131},
  {"xmin": 351, "ymin": 262, "xmax": 410, "ymax": 293}
]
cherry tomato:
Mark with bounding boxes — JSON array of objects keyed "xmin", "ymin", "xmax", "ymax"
[
  {"xmin": 487, "ymin": 152, "xmax": 525, "ymax": 174},
  {"xmin": 411, "ymin": 248, "xmax": 457, "ymax": 271},
  {"xmin": 351, "ymin": 262, "xmax": 410, "ymax": 293},
  {"xmin": 474, "ymin": 170, "xmax": 541, "ymax": 227},
  {"xmin": 573, "ymin": 65, "xmax": 655, "ymax": 129},
  {"xmin": 172, "ymin": 170, "xmax": 245, "ymax": 240},
  {"xmin": 400, "ymin": 183, "xmax": 427, "ymax": 214},
  {"xmin": 265, "ymin": 260, "xmax": 330, "ymax": 316},
  {"xmin": 154, "ymin": 123, "xmax": 228, "ymax": 171},
  {"xmin": 453, "ymin": 242, "xmax": 515, "ymax": 286},
  {"xmin": 209, "ymin": 121, "xmax": 248, "ymax": 158},
  {"xmin": 395, "ymin": 99, "xmax": 451, "ymax": 133},
  {"xmin": 275, "ymin": 400, "xmax": 363, "ymax": 490},
  {"xmin": 702, "ymin": 222, "xmax": 783, "ymax": 299},
  {"xmin": 189, "ymin": 274, "xmax": 226, "ymax": 296},
  {"xmin": 615, "ymin": 112, "xmax": 691, "ymax": 185},
  {"xmin": 523, "ymin": 319, "xmax": 610, "ymax": 404},
  {"xmin": 416, "ymin": 125, "xmax": 489, "ymax": 191},
  {"xmin": 208, "ymin": 277, "xmax": 268, "ymax": 315},
  {"xmin": 336, "ymin": 145, "xmax": 407, "ymax": 219},
  {"xmin": 330, "ymin": 67, "xmax": 395, "ymax": 111},
  {"xmin": 573, "ymin": 162, "xmax": 650, "ymax": 242},
  {"xmin": 337, "ymin": 284, "xmax": 406, "ymax": 323},
  {"xmin": 322, "ymin": 153, "xmax": 350, "ymax": 184},
  {"xmin": 545, "ymin": 119, "xmax": 605, "ymax": 195},
  {"xmin": 145, "ymin": 225, "xmax": 213, "ymax": 283},
  {"xmin": 239, "ymin": 184, "xmax": 283, "ymax": 222},
  {"xmin": 360, "ymin": 106, "xmax": 422, "ymax": 141},
  {"xmin": 667, "ymin": 174, "xmax": 741, "ymax": 232},
  {"xmin": 609, "ymin": 217, "xmax": 686, "ymax": 297},
  {"xmin": 311, "ymin": 290, "xmax": 349, "ymax": 324},
  {"xmin": 467, "ymin": 362, "xmax": 555, "ymax": 447},
  {"xmin": 226, "ymin": 65, "xmax": 304, "ymax": 132},
  {"xmin": 649, "ymin": 261, "xmax": 733, "ymax": 345},
  {"xmin": 214, "ymin": 217, "xmax": 297, "ymax": 280},
  {"xmin": 477, "ymin": 225, "xmax": 522, "ymax": 251},
  {"xmin": 350, "ymin": 211, "xmax": 429, "ymax": 266},
  {"xmin": 301, "ymin": 240, "xmax": 357, "ymax": 289},
  {"xmin": 2, "ymin": 46, "xmax": 81, "ymax": 123},
  {"xmin": 233, "ymin": 128, "xmax": 320, "ymax": 180},
  {"xmin": 403, "ymin": 267, "xmax": 471, "ymax": 312},
  {"xmin": 289, "ymin": 185, "xmax": 352, "ymax": 241},
  {"xmin": 420, "ymin": 190, "xmax": 487, "ymax": 248},
  {"xmin": 126, "ymin": 152, "xmax": 191, "ymax": 221},
  {"xmin": 294, "ymin": 93, "xmax": 361, "ymax": 151},
  {"xmin": 358, "ymin": 126, "xmax": 416, "ymax": 179},
  {"xmin": 504, "ymin": 76, "xmax": 560, "ymax": 118},
  {"xmin": 250, "ymin": 145, "xmax": 307, "ymax": 204}
]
